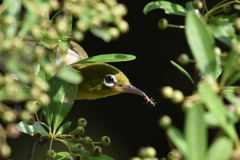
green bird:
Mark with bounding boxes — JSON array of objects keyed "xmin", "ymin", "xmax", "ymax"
[{"xmin": 66, "ymin": 41, "xmax": 155, "ymax": 106}]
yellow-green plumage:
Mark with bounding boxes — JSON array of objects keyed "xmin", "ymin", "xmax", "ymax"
[{"xmin": 68, "ymin": 41, "xmax": 155, "ymax": 106}]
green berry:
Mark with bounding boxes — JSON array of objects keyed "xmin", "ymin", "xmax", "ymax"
[
  {"xmin": 101, "ymin": 136, "xmax": 111, "ymax": 146},
  {"xmin": 77, "ymin": 118, "xmax": 87, "ymax": 127},
  {"xmin": 130, "ymin": 157, "xmax": 142, "ymax": 160},
  {"xmin": 192, "ymin": 0, "xmax": 203, "ymax": 10},
  {"xmin": 159, "ymin": 115, "xmax": 172, "ymax": 128},
  {"xmin": 0, "ymin": 144, "xmax": 11, "ymax": 158},
  {"xmin": 172, "ymin": 90, "xmax": 184, "ymax": 103},
  {"xmin": 234, "ymin": 18, "xmax": 240, "ymax": 30},
  {"xmin": 178, "ymin": 54, "xmax": 190, "ymax": 65},
  {"xmin": 161, "ymin": 86, "xmax": 174, "ymax": 99},
  {"xmin": 46, "ymin": 149, "xmax": 56, "ymax": 158},
  {"xmin": 83, "ymin": 136, "xmax": 92, "ymax": 146},
  {"xmin": 93, "ymin": 146, "xmax": 102, "ymax": 155},
  {"xmin": 75, "ymin": 126, "xmax": 85, "ymax": 135},
  {"xmin": 158, "ymin": 18, "xmax": 168, "ymax": 30},
  {"xmin": 138, "ymin": 146, "xmax": 157, "ymax": 158}
]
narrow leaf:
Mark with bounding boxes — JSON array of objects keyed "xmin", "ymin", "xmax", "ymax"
[
  {"xmin": 91, "ymin": 27, "xmax": 112, "ymax": 42},
  {"xmin": 170, "ymin": 61, "xmax": 194, "ymax": 84},
  {"xmin": 166, "ymin": 126, "xmax": 187, "ymax": 155},
  {"xmin": 199, "ymin": 82, "xmax": 237, "ymax": 140},
  {"xmin": 185, "ymin": 102, "xmax": 207, "ymax": 160},
  {"xmin": 56, "ymin": 66, "xmax": 82, "ymax": 84},
  {"xmin": 143, "ymin": 1, "xmax": 187, "ymax": 16},
  {"xmin": 56, "ymin": 121, "xmax": 72, "ymax": 134},
  {"xmin": 205, "ymin": 137, "xmax": 233, "ymax": 160},
  {"xmin": 186, "ymin": 12, "xmax": 220, "ymax": 77},
  {"xmin": 74, "ymin": 54, "xmax": 136, "ymax": 64}
]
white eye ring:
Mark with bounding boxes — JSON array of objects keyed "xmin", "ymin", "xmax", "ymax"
[{"xmin": 103, "ymin": 74, "xmax": 118, "ymax": 87}]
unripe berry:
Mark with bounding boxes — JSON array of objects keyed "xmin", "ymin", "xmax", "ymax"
[
  {"xmin": 172, "ymin": 90, "xmax": 184, "ymax": 103},
  {"xmin": 159, "ymin": 115, "xmax": 172, "ymax": 128},
  {"xmin": 158, "ymin": 18, "xmax": 168, "ymax": 30},
  {"xmin": 75, "ymin": 126, "xmax": 85, "ymax": 135},
  {"xmin": 161, "ymin": 86, "xmax": 174, "ymax": 99},
  {"xmin": 93, "ymin": 146, "xmax": 102, "ymax": 155},
  {"xmin": 109, "ymin": 27, "xmax": 120, "ymax": 39},
  {"xmin": 117, "ymin": 20, "xmax": 129, "ymax": 33},
  {"xmin": 138, "ymin": 146, "xmax": 157, "ymax": 158},
  {"xmin": 6, "ymin": 123, "xmax": 21, "ymax": 138},
  {"xmin": 2, "ymin": 110, "xmax": 16, "ymax": 122},
  {"xmin": 20, "ymin": 110, "xmax": 32, "ymax": 121},
  {"xmin": 83, "ymin": 136, "xmax": 92, "ymax": 146},
  {"xmin": 178, "ymin": 54, "xmax": 190, "ymax": 65},
  {"xmin": 77, "ymin": 117, "xmax": 87, "ymax": 127},
  {"xmin": 0, "ymin": 144, "xmax": 11, "ymax": 158},
  {"xmin": 76, "ymin": 20, "xmax": 88, "ymax": 32},
  {"xmin": 192, "ymin": 0, "xmax": 203, "ymax": 10},
  {"xmin": 130, "ymin": 157, "xmax": 142, "ymax": 160},
  {"xmin": 73, "ymin": 31, "xmax": 84, "ymax": 41},
  {"xmin": 46, "ymin": 149, "xmax": 56, "ymax": 158},
  {"xmin": 25, "ymin": 101, "xmax": 41, "ymax": 113},
  {"xmin": 38, "ymin": 93, "xmax": 50, "ymax": 105},
  {"xmin": 234, "ymin": 18, "xmax": 240, "ymax": 30},
  {"xmin": 101, "ymin": 136, "xmax": 111, "ymax": 146}
]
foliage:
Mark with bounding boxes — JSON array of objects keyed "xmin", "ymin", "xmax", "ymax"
[
  {"xmin": 131, "ymin": 0, "xmax": 240, "ymax": 160},
  {"xmin": 0, "ymin": 0, "xmax": 133, "ymax": 159}
]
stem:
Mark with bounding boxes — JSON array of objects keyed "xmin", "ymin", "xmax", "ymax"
[
  {"xmin": 28, "ymin": 140, "xmax": 37, "ymax": 160},
  {"xmin": 205, "ymin": 0, "xmax": 240, "ymax": 21},
  {"xmin": 168, "ymin": 24, "xmax": 185, "ymax": 29}
]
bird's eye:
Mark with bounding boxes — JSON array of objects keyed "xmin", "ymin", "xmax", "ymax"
[{"xmin": 103, "ymin": 74, "xmax": 118, "ymax": 87}]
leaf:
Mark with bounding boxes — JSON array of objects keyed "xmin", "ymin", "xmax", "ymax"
[
  {"xmin": 143, "ymin": 1, "xmax": 187, "ymax": 16},
  {"xmin": 205, "ymin": 137, "xmax": 233, "ymax": 160},
  {"xmin": 90, "ymin": 27, "xmax": 112, "ymax": 42},
  {"xmin": 208, "ymin": 16, "xmax": 236, "ymax": 46},
  {"xmin": 52, "ymin": 152, "xmax": 71, "ymax": 160},
  {"xmin": 170, "ymin": 61, "xmax": 194, "ymax": 84},
  {"xmin": 19, "ymin": 11, "xmax": 38, "ymax": 37},
  {"xmin": 186, "ymin": 12, "xmax": 220, "ymax": 78},
  {"xmin": 43, "ymin": 77, "xmax": 78, "ymax": 132},
  {"xmin": 74, "ymin": 54, "xmax": 136, "ymax": 64},
  {"xmin": 185, "ymin": 102, "xmax": 207, "ymax": 160},
  {"xmin": 6, "ymin": 59, "xmax": 30, "ymax": 82},
  {"xmin": 4, "ymin": 0, "xmax": 21, "ymax": 38},
  {"xmin": 17, "ymin": 121, "xmax": 48, "ymax": 137},
  {"xmin": 166, "ymin": 126, "xmax": 187, "ymax": 155},
  {"xmin": 204, "ymin": 112, "xmax": 219, "ymax": 127},
  {"xmin": 223, "ymin": 86, "xmax": 240, "ymax": 108},
  {"xmin": 198, "ymin": 82, "xmax": 237, "ymax": 140},
  {"xmin": 56, "ymin": 121, "xmax": 72, "ymax": 134},
  {"xmin": 56, "ymin": 66, "xmax": 82, "ymax": 84},
  {"xmin": 80, "ymin": 152, "xmax": 114, "ymax": 160}
]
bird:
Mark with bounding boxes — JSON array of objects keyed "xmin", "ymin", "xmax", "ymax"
[{"xmin": 66, "ymin": 41, "xmax": 156, "ymax": 106}]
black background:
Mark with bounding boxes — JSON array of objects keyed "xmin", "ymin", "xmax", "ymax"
[{"xmin": 10, "ymin": 0, "xmax": 195, "ymax": 159}]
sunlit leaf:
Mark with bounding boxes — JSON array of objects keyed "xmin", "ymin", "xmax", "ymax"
[
  {"xmin": 205, "ymin": 137, "xmax": 233, "ymax": 160},
  {"xmin": 166, "ymin": 126, "xmax": 187, "ymax": 155},
  {"xmin": 199, "ymin": 82, "xmax": 237, "ymax": 140},
  {"xmin": 56, "ymin": 121, "xmax": 72, "ymax": 134},
  {"xmin": 56, "ymin": 66, "xmax": 82, "ymax": 84},
  {"xmin": 185, "ymin": 102, "xmax": 207, "ymax": 160},
  {"xmin": 186, "ymin": 12, "xmax": 220, "ymax": 78},
  {"xmin": 74, "ymin": 54, "xmax": 136, "ymax": 65},
  {"xmin": 170, "ymin": 61, "xmax": 194, "ymax": 84},
  {"xmin": 17, "ymin": 121, "xmax": 48, "ymax": 137},
  {"xmin": 208, "ymin": 16, "xmax": 236, "ymax": 46},
  {"xmin": 143, "ymin": 1, "xmax": 186, "ymax": 16},
  {"xmin": 90, "ymin": 27, "xmax": 112, "ymax": 42}
]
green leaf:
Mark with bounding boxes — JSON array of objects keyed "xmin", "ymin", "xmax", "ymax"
[
  {"xmin": 223, "ymin": 86, "xmax": 240, "ymax": 108},
  {"xmin": 56, "ymin": 66, "xmax": 82, "ymax": 84},
  {"xmin": 208, "ymin": 16, "xmax": 236, "ymax": 46},
  {"xmin": 6, "ymin": 59, "xmax": 30, "ymax": 82},
  {"xmin": 43, "ymin": 77, "xmax": 78, "ymax": 132},
  {"xmin": 91, "ymin": 27, "xmax": 112, "ymax": 42},
  {"xmin": 80, "ymin": 152, "xmax": 114, "ymax": 160},
  {"xmin": 204, "ymin": 112, "xmax": 219, "ymax": 127},
  {"xmin": 17, "ymin": 121, "xmax": 48, "ymax": 137},
  {"xmin": 143, "ymin": 1, "xmax": 187, "ymax": 16},
  {"xmin": 19, "ymin": 11, "xmax": 38, "ymax": 37},
  {"xmin": 56, "ymin": 121, "xmax": 72, "ymax": 134},
  {"xmin": 74, "ymin": 54, "xmax": 136, "ymax": 64},
  {"xmin": 186, "ymin": 12, "xmax": 220, "ymax": 78},
  {"xmin": 205, "ymin": 137, "xmax": 233, "ymax": 160},
  {"xmin": 4, "ymin": 0, "xmax": 21, "ymax": 38},
  {"xmin": 198, "ymin": 82, "xmax": 237, "ymax": 140},
  {"xmin": 166, "ymin": 127, "xmax": 187, "ymax": 156},
  {"xmin": 170, "ymin": 61, "xmax": 194, "ymax": 84},
  {"xmin": 185, "ymin": 102, "xmax": 207, "ymax": 160},
  {"xmin": 52, "ymin": 152, "xmax": 71, "ymax": 160}
]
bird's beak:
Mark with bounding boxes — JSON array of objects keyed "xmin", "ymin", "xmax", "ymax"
[{"xmin": 120, "ymin": 85, "xmax": 156, "ymax": 106}]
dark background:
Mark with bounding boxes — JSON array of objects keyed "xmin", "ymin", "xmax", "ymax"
[{"xmin": 10, "ymin": 0, "xmax": 194, "ymax": 159}]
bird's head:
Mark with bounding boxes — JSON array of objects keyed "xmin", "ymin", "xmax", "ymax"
[{"xmin": 74, "ymin": 63, "xmax": 155, "ymax": 106}]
